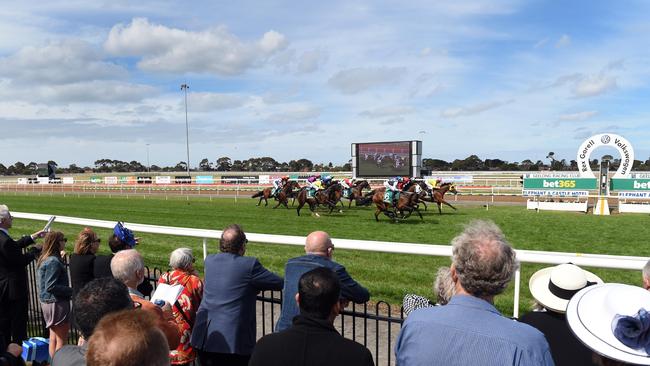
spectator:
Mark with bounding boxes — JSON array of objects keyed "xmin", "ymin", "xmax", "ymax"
[
  {"xmin": 250, "ymin": 267, "xmax": 374, "ymax": 366},
  {"xmin": 0, "ymin": 343, "xmax": 25, "ymax": 366},
  {"xmin": 190, "ymin": 224, "xmax": 283, "ymax": 366},
  {"xmin": 275, "ymin": 230, "xmax": 369, "ymax": 332},
  {"xmin": 402, "ymin": 266, "xmax": 455, "ymax": 316},
  {"xmin": 643, "ymin": 260, "xmax": 650, "ymax": 290},
  {"xmin": 36, "ymin": 231, "xmax": 73, "ymax": 358},
  {"xmin": 519, "ymin": 263, "xmax": 602, "ymax": 366},
  {"xmin": 0, "ymin": 205, "xmax": 45, "ymax": 350},
  {"xmin": 69, "ymin": 227, "xmax": 100, "ymax": 297},
  {"xmin": 110, "ymin": 249, "xmax": 181, "ymax": 350},
  {"xmin": 567, "ymin": 283, "xmax": 650, "ymax": 366},
  {"xmin": 52, "ymin": 278, "xmax": 133, "ymax": 366},
  {"xmin": 158, "ymin": 248, "xmax": 204, "ymax": 365},
  {"xmin": 395, "ymin": 220, "xmax": 554, "ymax": 366},
  {"xmin": 94, "ymin": 227, "xmax": 153, "ymax": 297},
  {"xmin": 86, "ymin": 309, "xmax": 170, "ymax": 366}
]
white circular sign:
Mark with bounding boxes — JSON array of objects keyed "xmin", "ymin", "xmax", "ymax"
[{"xmin": 577, "ymin": 133, "xmax": 634, "ymax": 179}]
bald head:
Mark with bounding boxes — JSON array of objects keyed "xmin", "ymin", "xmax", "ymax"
[
  {"xmin": 111, "ymin": 249, "xmax": 144, "ymax": 287},
  {"xmin": 305, "ymin": 231, "xmax": 333, "ymax": 257},
  {"xmin": 219, "ymin": 224, "xmax": 247, "ymax": 254}
]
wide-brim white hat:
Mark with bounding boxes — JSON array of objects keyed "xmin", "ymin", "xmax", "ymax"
[
  {"xmin": 567, "ymin": 283, "xmax": 650, "ymax": 365},
  {"xmin": 529, "ymin": 263, "xmax": 602, "ymax": 313}
]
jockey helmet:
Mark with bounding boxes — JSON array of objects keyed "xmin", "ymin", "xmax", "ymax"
[{"xmin": 282, "ymin": 175, "xmax": 289, "ymax": 180}]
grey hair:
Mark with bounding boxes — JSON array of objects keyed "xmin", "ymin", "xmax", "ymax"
[
  {"xmin": 433, "ymin": 267, "xmax": 455, "ymax": 305},
  {"xmin": 111, "ymin": 249, "xmax": 144, "ymax": 284},
  {"xmin": 451, "ymin": 220, "xmax": 518, "ymax": 298},
  {"xmin": 169, "ymin": 248, "xmax": 194, "ymax": 270},
  {"xmin": 0, "ymin": 205, "xmax": 9, "ymax": 223},
  {"xmin": 644, "ymin": 259, "xmax": 650, "ymax": 281}
]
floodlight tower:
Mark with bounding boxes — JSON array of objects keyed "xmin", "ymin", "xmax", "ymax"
[{"xmin": 181, "ymin": 83, "xmax": 190, "ymax": 176}]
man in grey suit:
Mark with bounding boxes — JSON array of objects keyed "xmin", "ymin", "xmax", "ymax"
[{"xmin": 190, "ymin": 224, "xmax": 283, "ymax": 366}]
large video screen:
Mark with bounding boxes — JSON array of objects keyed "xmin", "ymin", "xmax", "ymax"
[{"xmin": 357, "ymin": 141, "xmax": 411, "ymax": 177}]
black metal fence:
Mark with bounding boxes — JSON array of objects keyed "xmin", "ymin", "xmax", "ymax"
[{"xmin": 26, "ymin": 259, "xmax": 404, "ymax": 366}]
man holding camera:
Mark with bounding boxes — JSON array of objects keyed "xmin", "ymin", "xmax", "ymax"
[{"xmin": 0, "ymin": 205, "xmax": 46, "ymax": 350}]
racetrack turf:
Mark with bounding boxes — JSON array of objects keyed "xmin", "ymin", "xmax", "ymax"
[{"xmin": 1, "ymin": 193, "xmax": 647, "ymax": 316}]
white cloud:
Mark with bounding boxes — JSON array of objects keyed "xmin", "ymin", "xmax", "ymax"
[
  {"xmin": 0, "ymin": 39, "xmax": 125, "ymax": 84},
  {"xmin": 555, "ymin": 34, "xmax": 571, "ymax": 48},
  {"xmin": 328, "ymin": 67, "xmax": 407, "ymax": 94},
  {"xmin": 558, "ymin": 111, "xmax": 598, "ymax": 121},
  {"xmin": 572, "ymin": 75, "xmax": 617, "ymax": 98},
  {"xmin": 189, "ymin": 92, "xmax": 249, "ymax": 112},
  {"xmin": 266, "ymin": 104, "xmax": 321, "ymax": 122},
  {"xmin": 359, "ymin": 106, "xmax": 415, "ymax": 119},
  {"xmin": 533, "ymin": 38, "xmax": 549, "ymax": 49},
  {"xmin": 440, "ymin": 99, "xmax": 514, "ymax": 118},
  {"xmin": 104, "ymin": 18, "xmax": 288, "ymax": 75},
  {"xmin": 297, "ymin": 49, "xmax": 328, "ymax": 73}
]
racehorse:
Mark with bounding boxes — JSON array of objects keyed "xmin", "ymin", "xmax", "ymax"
[
  {"xmin": 296, "ymin": 183, "xmax": 342, "ymax": 216},
  {"xmin": 403, "ymin": 180, "xmax": 430, "ymax": 211},
  {"xmin": 252, "ymin": 180, "xmax": 300, "ymax": 208},
  {"xmin": 422, "ymin": 182, "xmax": 458, "ymax": 214},
  {"xmin": 342, "ymin": 180, "xmax": 372, "ymax": 208},
  {"xmin": 371, "ymin": 187, "xmax": 423, "ymax": 221}
]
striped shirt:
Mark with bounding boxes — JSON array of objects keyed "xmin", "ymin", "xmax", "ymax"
[{"xmin": 395, "ymin": 295, "xmax": 554, "ymax": 366}]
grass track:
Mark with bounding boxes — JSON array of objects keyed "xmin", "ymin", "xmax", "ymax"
[{"xmin": 1, "ymin": 193, "xmax": 648, "ymax": 316}]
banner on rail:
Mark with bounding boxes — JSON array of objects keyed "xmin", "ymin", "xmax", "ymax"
[
  {"xmin": 62, "ymin": 177, "xmax": 74, "ymax": 184},
  {"xmin": 196, "ymin": 176, "xmax": 214, "ymax": 184},
  {"xmin": 104, "ymin": 176, "xmax": 118, "ymax": 185},
  {"xmin": 17, "ymin": 178, "xmax": 27, "ymax": 185},
  {"xmin": 424, "ymin": 175, "xmax": 473, "ymax": 183},
  {"xmin": 523, "ymin": 178, "xmax": 597, "ymax": 190},
  {"xmin": 618, "ymin": 192, "xmax": 650, "ymax": 199},
  {"xmin": 610, "ymin": 178, "xmax": 650, "ymax": 191},
  {"xmin": 155, "ymin": 176, "xmax": 171, "ymax": 184},
  {"xmin": 523, "ymin": 190, "xmax": 590, "ymax": 197}
]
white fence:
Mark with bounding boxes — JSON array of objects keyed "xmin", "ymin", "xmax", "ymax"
[{"xmin": 13, "ymin": 211, "xmax": 647, "ymax": 318}]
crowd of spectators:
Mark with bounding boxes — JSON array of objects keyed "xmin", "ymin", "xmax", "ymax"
[{"xmin": 1, "ymin": 202, "xmax": 649, "ymax": 365}]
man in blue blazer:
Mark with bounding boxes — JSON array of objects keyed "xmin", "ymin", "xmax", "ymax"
[
  {"xmin": 191, "ymin": 224, "xmax": 283, "ymax": 366},
  {"xmin": 275, "ymin": 231, "xmax": 369, "ymax": 332}
]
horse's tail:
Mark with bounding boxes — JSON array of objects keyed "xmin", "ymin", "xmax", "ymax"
[{"xmin": 251, "ymin": 191, "xmax": 264, "ymax": 198}]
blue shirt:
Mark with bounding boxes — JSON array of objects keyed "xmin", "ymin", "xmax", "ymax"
[
  {"xmin": 395, "ymin": 295, "xmax": 554, "ymax": 366},
  {"xmin": 275, "ymin": 254, "xmax": 370, "ymax": 332}
]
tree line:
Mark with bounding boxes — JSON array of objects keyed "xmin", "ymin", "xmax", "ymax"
[{"xmin": 2, "ymin": 153, "xmax": 650, "ymax": 175}]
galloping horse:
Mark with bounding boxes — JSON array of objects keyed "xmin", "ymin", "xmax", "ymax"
[
  {"xmin": 422, "ymin": 182, "xmax": 458, "ymax": 214},
  {"xmin": 296, "ymin": 183, "xmax": 342, "ymax": 216},
  {"xmin": 371, "ymin": 187, "xmax": 423, "ymax": 221},
  {"xmin": 403, "ymin": 180, "xmax": 429, "ymax": 211},
  {"xmin": 252, "ymin": 180, "xmax": 300, "ymax": 208},
  {"xmin": 342, "ymin": 180, "xmax": 371, "ymax": 208}
]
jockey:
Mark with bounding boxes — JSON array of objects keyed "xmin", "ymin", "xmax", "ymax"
[
  {"xmin": 321, "ymin": 175, "xmax": 333, "ymax": 187},
  {"xmin": 306, "ymin": 174, "xmax": 321, "ymax": 190},
  {"xmin": 272, "ymin": 176, "xmax": 289, "ymax": 195},
  {"xmin": 340, "ymin": 178, "xmax": 354, "ymax": 190},
  {"xmin": 384, "ymin": 176, "xmax": 402, "ymax": 207},
  {"xmin": 425, "ymin": 178, "xmax": 442, "ymax": 191},
  {"xmin": 400, "ymin": 176, "xmax": 411, "ymax": 190}
]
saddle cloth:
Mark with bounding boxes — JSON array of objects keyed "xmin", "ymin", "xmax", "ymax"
[{"xmin": 383, "ymin": 191, "xmax": 400, "ymax": 204}]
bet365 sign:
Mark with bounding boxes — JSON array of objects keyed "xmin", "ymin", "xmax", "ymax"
[
  {"xmin": 610, "ymin": 179, "xmax": 650, "ymax": 191},
  {"xmin": 523, "ymin": 178, "xmax": 597, "ymax": 190}
]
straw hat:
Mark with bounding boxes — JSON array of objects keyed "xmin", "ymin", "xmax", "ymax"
[
  {"xmin": 567, "ymin": 283, "xmax": 650, "ymax": 365},
  {"xmin": 528, "ymin": 263, "xmax": 602, "ymax": 313}
]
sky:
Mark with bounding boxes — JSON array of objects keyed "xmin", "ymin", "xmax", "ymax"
[{"xmin": 1, "ymin": 0, "xmax": 649, "ymax": 168}]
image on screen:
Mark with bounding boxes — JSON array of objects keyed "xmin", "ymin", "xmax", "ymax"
[{"xmin": 357, "ymin": 141, "xmax": 411, "ymax": 177}]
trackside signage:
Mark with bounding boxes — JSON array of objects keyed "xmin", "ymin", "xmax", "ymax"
[
  {"xmin": 610, "ymin": 179, "xmax": 650, "ymax": 191},
  {"xmin": 523, "ymin": 178, "xmax": 597, "ymax": 190},
  {"xmin": 523, "ymin": 190, "xmax": 589, "ymax": 197}
]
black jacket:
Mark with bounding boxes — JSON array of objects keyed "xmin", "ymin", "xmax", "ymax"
[
  {"xmin": 519, "ymin": 310, "xmax": 595, "ymax": 366},
  {"xmin": 69, "ymin": 254, "xmax": 96, "ymax": 297},
  {"xmin": 0, "ymin": 231, "xmax": 37, "ymax": 301},
  {"xmin": 249, "ymin": 315, "xmax": 374, "ymax": 366}
]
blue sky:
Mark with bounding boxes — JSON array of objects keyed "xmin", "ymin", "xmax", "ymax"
[{"xmin": 1, "ymin": 0, "xmax": 649, "ymax": 168}]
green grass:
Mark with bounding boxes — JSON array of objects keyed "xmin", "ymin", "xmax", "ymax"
[{"xmin": 2, "ymin": 192, "xmax": 648, "ymax": 316}]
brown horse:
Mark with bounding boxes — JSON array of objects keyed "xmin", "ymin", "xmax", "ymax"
[
  {"xmin": 296, "ymin": 183, "xmax": 342, "ymax": 216},
  {"xmin": 422, "ymin": 182, "xmax": 458, "ymax": 214},
  {"xmin": 342, "ymin": 180, "xmax": 371, "ymax": 208},
  {"xmin": 252, "ymin": 180, "xmax": 300, "ymax": 208},
  {"xmin": 371, "ymin": 187, "xmax": 423, "ymax": 221},
  {"xmin": 403, "ymin": 180, "xmax": 429, "ymax": 211}
]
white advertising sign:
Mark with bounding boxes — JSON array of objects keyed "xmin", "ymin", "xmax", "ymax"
[
  {"xmin": 155, "ymin": 176, "xmax": 172, "ymax": 184},
  {"xmin": 523, "ymin": 190, "xmax": 589, "ymax": 197},
  {"xmin": 62, "ymin": 177, "xmax": 74, "ymax": 184},
  {"xmin": 425, "ymin": 175, "xmax": 473, "ymax": 183},
  {"xmin": 37, "ymin": 177, "xmax": 49, "ymax": 184},
  {"xmin": 104, "ymin": 176, "xmax": 118, "ymax": 185},
  {"xmin": 259, "ymin": 175, "xmax": 270, "ymax": 184},
  {"xmin": 577, "ymin": 133, "xmax": 634, "ymax": 179},
  {"xmin": 524, "ymin": 172, "xmax": 581, "ymax": 178},
  {"xmin": 618, "ymin": 191, "xmax": 650, "ymax": 199},
  {"xmin": 17, "ymin": 178, "xmax": 27, "ymax": 185}
]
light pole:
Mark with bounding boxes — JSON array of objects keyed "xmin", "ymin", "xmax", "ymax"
[
  {"xmin": 146, "ymin": 144, "xmax": 150, "ymax": 172},
  {"xmin": 181, "ymin": 83, "xmax": 190, "ymax": 176}
]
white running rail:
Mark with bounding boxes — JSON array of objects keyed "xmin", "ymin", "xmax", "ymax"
[{"xmin": 13, "ymin": 211, "xmax": 647, "ymax": 317}]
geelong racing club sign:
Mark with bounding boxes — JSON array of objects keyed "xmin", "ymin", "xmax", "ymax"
[{"xmin": 577, "ymin": 133, "xmax": 634, "ymax": 179}]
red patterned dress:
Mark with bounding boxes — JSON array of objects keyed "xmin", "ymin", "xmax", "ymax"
[{"xmin": 158, "ymin": 269, "xmax": 204, "ymax": 365}]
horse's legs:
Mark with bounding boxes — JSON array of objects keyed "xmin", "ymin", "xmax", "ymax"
[
  {"xmin": 441, "ymin": 200, "xmax": 457, "ymax": 211},
  {"xmin": 257, "ymin": 196, "xmax": 263, "ymax": 206},
  {"xmin": 437, "ymin": 202, "xmax": 442, "ymax": 214}
]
